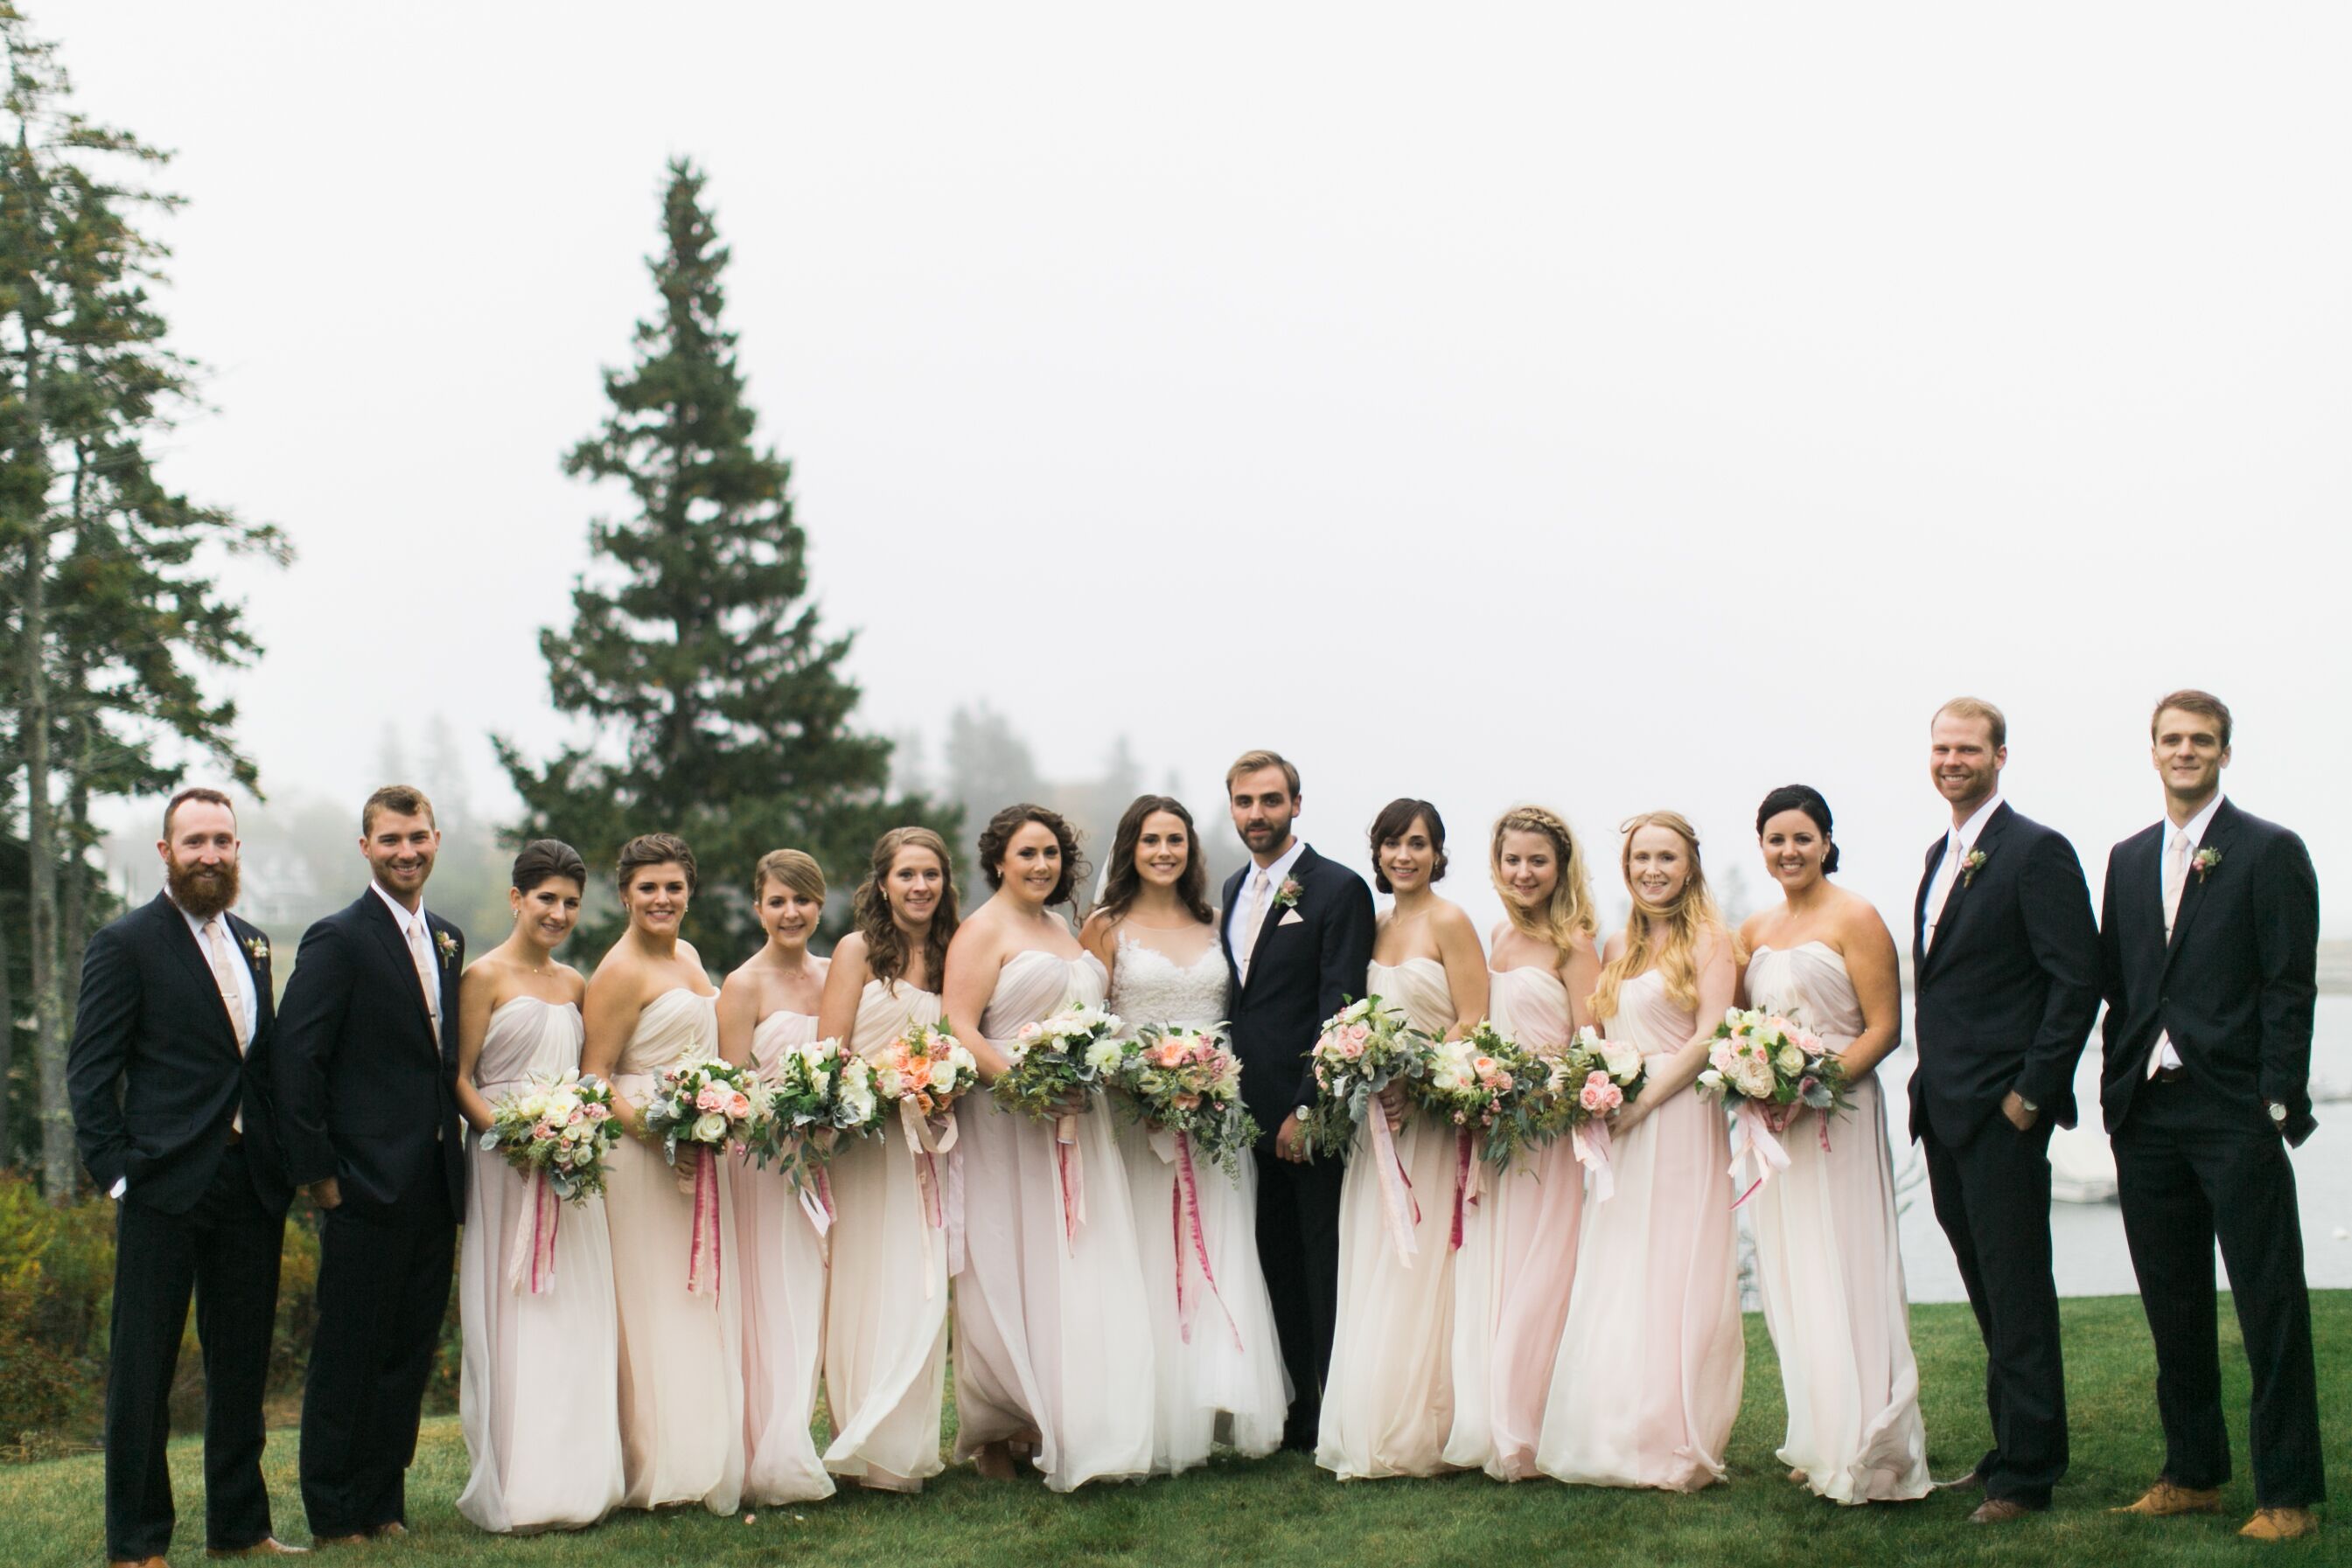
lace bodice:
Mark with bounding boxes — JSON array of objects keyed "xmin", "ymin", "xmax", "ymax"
[{"xmin": 1106, "ymin": 927, "xmax": 1231, "ymax": 1030}]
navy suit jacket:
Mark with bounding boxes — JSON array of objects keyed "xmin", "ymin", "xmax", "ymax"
[{"xmin": 1219, "ymin": 844, "xmax": 1376, "ymax": 1144}]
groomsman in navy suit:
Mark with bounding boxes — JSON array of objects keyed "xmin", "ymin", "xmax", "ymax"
[
  {"xmin": 1909, "ymin": 697, "xmax": 2101, "ymax": 1523},
  {"xmin": 1219, "ymin": 749, "xmax": 1375, "ymax": 1450},
  {"xmin": 274, "ymin": 785, "xmax": 467, "ymax": 1544},
  {"xmin": 68, "ymin": 788, "xmax": 300, "ymax": 1567},
  {"xmin": 2099, "ymin": 691, "xmax": 2323, "ymax": 1543}
]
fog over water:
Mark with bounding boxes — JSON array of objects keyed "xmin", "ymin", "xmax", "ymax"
[{"xmin": 51, "ymin": 6, "xmax": 2350, "ymax": 951}]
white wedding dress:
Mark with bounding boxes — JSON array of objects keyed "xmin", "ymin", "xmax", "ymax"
[{"xmin": 1106, "ymin": 923, "xmax": 1290, "ymax": 1473}]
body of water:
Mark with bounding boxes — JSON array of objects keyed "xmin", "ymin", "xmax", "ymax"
[{"xmin": 1874, "ymin": 994, "xmax": 2352, "ymax": 1303}]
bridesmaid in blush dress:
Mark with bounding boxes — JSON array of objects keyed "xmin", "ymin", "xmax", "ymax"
[
  {"xmin": 1317, "ymin": 798, "xmax": 1488, "ymax": 1481},
  {"xmin": 819, "ymin": 827, "xmax": 960, "ymax": 1492},
  {"xmin": 580, "ymin": 833, "xmax": 744, "ymax": 1516},
  {"xmin": 1539, "ymin": 811, "xmax": 1742, "ymax": 1493},
  {"xmin": 1442, "ymin": 806, "xmax": 1602, "ymax": 1481},
  {"xmin": 1081, "ymin": 795, "xmax": 1289, "ymax": 1474},
  {"xmin": 1737, "ymin": 785, "xmax": 1930, "ymax": 1504},
  {"xmin": 947, "ymin": 804, "xmax": 1156, "ymax": 1490},
  {"xmin": 717, "ymin": 849, "xmax": 834, "ymax": 1506},
  {"xmin": 452, "ymin": 840, "xmax": 624, "ymax": 1533}
]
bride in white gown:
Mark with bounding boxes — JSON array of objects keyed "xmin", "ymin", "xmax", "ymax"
[
  {"xmin": 1082, "ymin": 796, "xmax": 1288, "ymax": 1474},
  {"xmin": 945, "ymin": 805, "xmax": 1156, "ymax": 1489}
]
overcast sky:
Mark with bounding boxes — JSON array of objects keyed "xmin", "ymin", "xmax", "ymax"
[{"xmin": 47, "ymin": 3, "xmax": 2352, "ymax": 941}]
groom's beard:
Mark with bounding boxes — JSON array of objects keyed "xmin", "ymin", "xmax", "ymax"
[{"xmin": 168, "ymin": 857, "xmax": 240, "ymax": 919}]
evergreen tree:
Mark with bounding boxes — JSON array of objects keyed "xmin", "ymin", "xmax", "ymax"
[
  {"xmin": 0, "ymin": 4, "xmax": 286, "ymax": 1191},
  {"xmin": 499, "ymin": 160, "xmax": 953, "ymax": 962}
]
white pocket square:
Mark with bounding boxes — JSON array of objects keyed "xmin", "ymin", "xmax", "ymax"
[{"xmin": 1277, "ymin": 909, "xmax": 1304, "ymax": 926}]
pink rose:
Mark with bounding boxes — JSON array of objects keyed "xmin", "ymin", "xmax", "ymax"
[
  {"xmin": 1346, "ymin": 1022, "xmax": 1371, "ymax": 1047},
  {"xmin": 532, "ymin": 1120, "xmax": 555, "ymax": 1140},
  {"xmin": 727, "ymin": 1091, "xmax": 753, "ymax": 1119},
  {"xmin": 584, "ymin": 1104, "xmax": 611, "ymax": 1121},
  {"xmin": 1341, "ymin": 1037, "xmax": 1365, "ymax": 1059},
  {"xmin": 694, "ymin": 1084, "xmax": 728, "ymax": 1113}
]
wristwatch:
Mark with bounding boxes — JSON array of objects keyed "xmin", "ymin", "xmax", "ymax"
[
  {"xmin": 2269, "ymin": 1101, "xmax": 2289, "ymax": 1125},
  {"xmin": 2014, "ymin": 1094, "xmax": 2039, "ymax": 1114}
]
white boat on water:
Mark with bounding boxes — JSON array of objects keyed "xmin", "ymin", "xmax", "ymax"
[{"xmin": 2049, "ymin": 1123, "xmax": 2118, "ymax": 1204}]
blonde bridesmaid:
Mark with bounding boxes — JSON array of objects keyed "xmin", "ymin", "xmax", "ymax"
[
  {"xmin": 1738, "ymin": 784, "xmax": 1930, "ymax": 1504},
  {"xmin": 452, "ymin": 841, "xmax": 624, "ymax": 1532},
  {"xmin": 718, "ymin": 850, "xmax": 834, "ymax": 1506},
  {"xmin": 1443, "ymin": 807, "xmax": 1602, "ymax": 1481},
  {"xmin": 581, "ymin": 834, "xmax": 743, "ymax": 1515},
  {"xmin": 819, "ymin": 827, "xmax": 960, "ymax": 1492},
  {"xmin": 1538, "ymin": 811, "xmax": 1742, "ymax": 1492},
  {"xmin": 1317, "ymin": 798, "xmax": 1487, "ymax": 1480}
]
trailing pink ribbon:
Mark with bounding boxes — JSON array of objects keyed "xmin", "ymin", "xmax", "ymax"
[
  {"xmin": 1571, "ymin": 1118, "xmax": 1616, "ymax": 1203},
  {"xmin": 1365, "ymin": 1098, "xmax": 1420, "ymax": 1267},
  {"xmin": 1157, "ymin": 1129, "xmax": 1241, "ymax": 1349},
  {"xmin": 904, "ymin": 1098, "xmax": 964, "ymax": 1298},
  {"xmin": 1056, "ymin": 1111, "xmax": 1085, "ymax": 1254},
  {"xmin": 798, "ymin": 1165, "xmax": 835, "ymax": 1243},
  {"xmin": 1448, "ymin": 1128, "xmax": 1484, "ymax": 1252},
  {"xmin": 687, "ymin": 1144, "xmax": 724, "ymax": 1298},
  {"xmin": 506, "ymin": 1168, "xmax": 560, "ymax": 1295},
  {"xmin": 1727, "ymin": 1099, "xmax": 1792, "ymax": 1209}
]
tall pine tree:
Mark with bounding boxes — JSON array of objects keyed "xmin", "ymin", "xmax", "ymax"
[{"xmin": 499, "ymin": 160, "xmax": 953, "ymax": 962}]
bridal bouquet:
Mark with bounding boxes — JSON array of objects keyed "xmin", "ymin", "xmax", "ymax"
[
  {"xmin": 1108, "ymin": 1022, "xmax": 1261, "ymax": 1176},
  {"xmin": 481, "ymin": 1071, "xmax": 623, "ymax": 1202},
  {"xmin": 1535, "ymin": 1027, "xmax": 1649, "ymax": 1202},
  {"xmin": 481, "ymin": 1072, "xmax": 623, "ymax": 1293},
  {"xmin": 875, "ymin": 1018, "xmax": 978, "ymax": 1295},
  {"xmin": 1302, "ymin": 996, "xmax": 1434, "ymax": 1265},
  {"xmin": 639, "ymin": 1056, "xmax": 761, "ymax": 1296},
  {"xmin": 1699, "ymin": 1007, "xmax": 1853, "ymax": 1204},
  {"xmin": 1410, "ymin": 1022, "xmax": 1543, "ymax": 1168},
  {"xmin": 989, "ymin": 1000, "xmax": 1127, "ymax": 1121},
  {"xmin": 743, "ymin": 1036, "xmax": 883, "ymax": 1200},
  {"xmin": 993, "ymin": 1000, "xmax": 1125, "ymax": 1250}
]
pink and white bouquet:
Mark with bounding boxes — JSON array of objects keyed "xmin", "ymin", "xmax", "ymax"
[
  {"xmin": 1536, "ymin": 1026, "xmax": 1649, "ymax": 1201},
  {"xmin": 638, "ymin": 1055, "xmax": 760, "ymax": 1296},
  {"xmin": 482, "ymin": 1071, "xmax": 623, "ymax": 1202},
  {"xmin": 992, "ymin": 1000, "xmax": 1125, "ymax": 1250},
  {"xmin": 481, "ymin": 1072, "xmax": 623, "ymax": 1294},
  {"xmin": 1109, "ymin": 1022, "xmax": 1260, "ymax": 1176},
  {"xmin": 1302, "ymin": 996, "xmax": 1435, "ymax": 1265},
  {"xmin": 1699, "ymin": 1007, "xmax": 1853, "ymax": 1203},
  {"xmin": 875, "ymin": 1017, "xmax": 979, "ymax": 1294},
  {"xmin": 745, "ymin": 1036, "xmax": 883, "ymax": 1179},
  {"xmin": 1410, "ymin": 1022, "xmax": 1543, "ymax": 1168}
]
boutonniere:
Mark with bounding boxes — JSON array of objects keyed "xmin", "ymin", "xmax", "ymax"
[
  {"xmin": 434, "ymin": 930, "xmax": 458, "ymax": 965},
  {"xmin": 1274, "ymin": 876, "xmax": 1303, "ymax": 910},
  {"xmin": 2192, "ymin": 846, "xmax": 2222, "ymax": 882},
  {"xmin": 242, "ymin": 936, "xmax": 269, "ymax": 965},
  {"xmin": 1958, "ymin": 849, "xmax": 1988, "ymax": 888}
]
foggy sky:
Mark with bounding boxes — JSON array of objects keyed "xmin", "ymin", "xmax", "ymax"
[{"xmin": 46, "ymin": 3, "xmax": 2352, "ymax": 943}]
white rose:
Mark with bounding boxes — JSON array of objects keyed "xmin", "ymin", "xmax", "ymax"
[
  {"xmin": 1773, "ymin": 1042, "xmax": 1804, "ymax": 1076},
  {"xmin": 876, "ymin": 1067, "xmax": 906, "ymax": 1098},
  {"xmin": 1602, "ymin": 1044, "xmax": 1645, "ymax": 1084},
  {"xmin": 690, "ymin": 1112, "xmax": 729, "ymax": 1143},
  {"xmin": 838, "ymin": 1084, "xmax": 876, "ymax": 1124}
]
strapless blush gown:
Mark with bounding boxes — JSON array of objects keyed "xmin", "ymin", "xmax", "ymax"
[{"xmin": 736, "ymin": 1008, "xmax": 834, "ymax": 1504}]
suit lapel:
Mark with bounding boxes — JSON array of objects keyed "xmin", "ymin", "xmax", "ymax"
[
  {"xmin": 1922, "ymin": 803, "xmax": 2011, "ymax": 976},
  {"xmin": 1219, "ymin": 865, "xmax": 1247, "ymax": 979},
  {"xmin": 1245, "ymin": 846, "xmax": 1312, "ymax": 987},
  {"xmin": 2162, "ymin": 800, "xmax": 2236, "ymax": 972},
  {"xmin": 361, "ymin": 889, "xmax": 439, "ymax": 1044},
  {"xmin": 227, "ymin": 911, "xmax": 274, "ymax": 1035},
  {"xmin": 156, "ymin": 896, "xmax": 241, "ymax": 1058},
  {"xmin": 1912, "ymin": 840, "xmax": 1942, "ymax": 972}
]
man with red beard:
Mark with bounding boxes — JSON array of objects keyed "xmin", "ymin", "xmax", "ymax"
[{"xmin": 68, "ymin": 787, "xmax": 298, "ymax": 1567}]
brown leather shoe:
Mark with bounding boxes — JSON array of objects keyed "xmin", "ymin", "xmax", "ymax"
[
  {"xmin": 1968, "ymin": 1497, "xmax": 2039, "ymax": 1524},
  {"xmin": 370, "ymin": 1525, "xmax": 407, "ymax": 1540},
  {"xmin": 2111, "ymin": 1481, "xmax": 2223, "ymax": 1517},
  {"xmin": 308, "ymin": 1536, "xmax": 370, "ymax": 1549},
  {"xmin": 2240, "ymin": 1508, "xmax": 2320, "ymax": 1542}
]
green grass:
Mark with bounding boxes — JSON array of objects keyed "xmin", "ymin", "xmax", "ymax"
[{"xmin": 5, "ymin": 1293, "xmax": 2344, "ymax": 1567}]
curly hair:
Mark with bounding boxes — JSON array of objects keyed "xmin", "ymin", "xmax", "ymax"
[
  {"xmin": 1490, "ymin": 805, "xmax": 1598, "ymax": 954},
  {"xmin": 851, "ymin": 827, "xmax": 959, "ymax": 992},
  {"xmin": 1368, "ymin": 798, "xmax": 1447, "ymax": 894},
  {"xmin": 1095, "ymin": 795, "xmax": 1215, "ymax": 926},
  {"xmin": 976, "ymin": 803, "xmax": 1086, "ymax": 907},
  {"xmin": 1755, "ymin": 784, "xmax": 1840, "ymax": 875},
  {"xmin": 1590, "ymin": 811, "xmax": 1724, "ymax": 1023}
]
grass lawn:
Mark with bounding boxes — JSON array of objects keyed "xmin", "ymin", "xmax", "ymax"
[{"xmin": 5, "ymin": 1292, "xmax": 2345, "ymax": 1567}]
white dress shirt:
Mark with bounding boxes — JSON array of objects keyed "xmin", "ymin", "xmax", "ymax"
[
  {"xmin": 2148, "ymin": 791, "xmax": 2225, "ymax": 1075},
  {"xmin": 173, "ymin": 898, "xmax": 259, "ymax": 1044},
  {"xmin": 1922, "ymin": 792, "xmax": 2004, "ymax": 952},
  {"xmin": 1227, "ymin": 837, "xmax": 1309, "ymax": 973},
  {"xmin": 372, "ymin": 879, "xmax": 443, "ymax": 1021}
]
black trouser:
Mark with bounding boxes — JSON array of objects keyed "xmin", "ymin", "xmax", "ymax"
[
  {"xmin": 105, "ymin": 1142, "xmax": 284, "ymax": 1560},
  {"xmin": 2113, "ymin": 1078, "xmax": 2324, "ymax": 1509},
  {"xmin": 1253, "ymin": 1146, "xmax": 1343, "ymax": 1449},
  {"xmin": 1923, "ymin": 1116, "xmax": 2067, "ymax": 1508},
  {"xmin": 298, "ymin": 1198, "xmax": 455, "ymax": 1537}
]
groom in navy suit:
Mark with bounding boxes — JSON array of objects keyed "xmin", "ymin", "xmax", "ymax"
[
  {"xmin": 2099, "ymin": 691, "xmax": 2323, "ymax": 1542},
  {"xmin": 1218, "ymin": 749, "xmax": 1375, "ymax": 1451},
  {"xmin": 1909, "ymin": 697, "xmax": 2101, "ymax": 1523}
]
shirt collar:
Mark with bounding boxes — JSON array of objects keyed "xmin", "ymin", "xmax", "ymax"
[
  {"xmin": 1253, "ymin": 837, "xmax": 1307, "ymax": 892},
  {"xmin": 1949, "ymin": 793, "xmax": 2004, "ymax": 854},
  {"xmin": 2171, "ymin": 791, "xmax": 2225, "ymax": 850},
  {"xmin": 166, "ymin": 893, "xmax": 224, "ymax": 942},
  {"xmin": 370, "ymin": 879, "xmax": 427, "ymax": 935}
]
